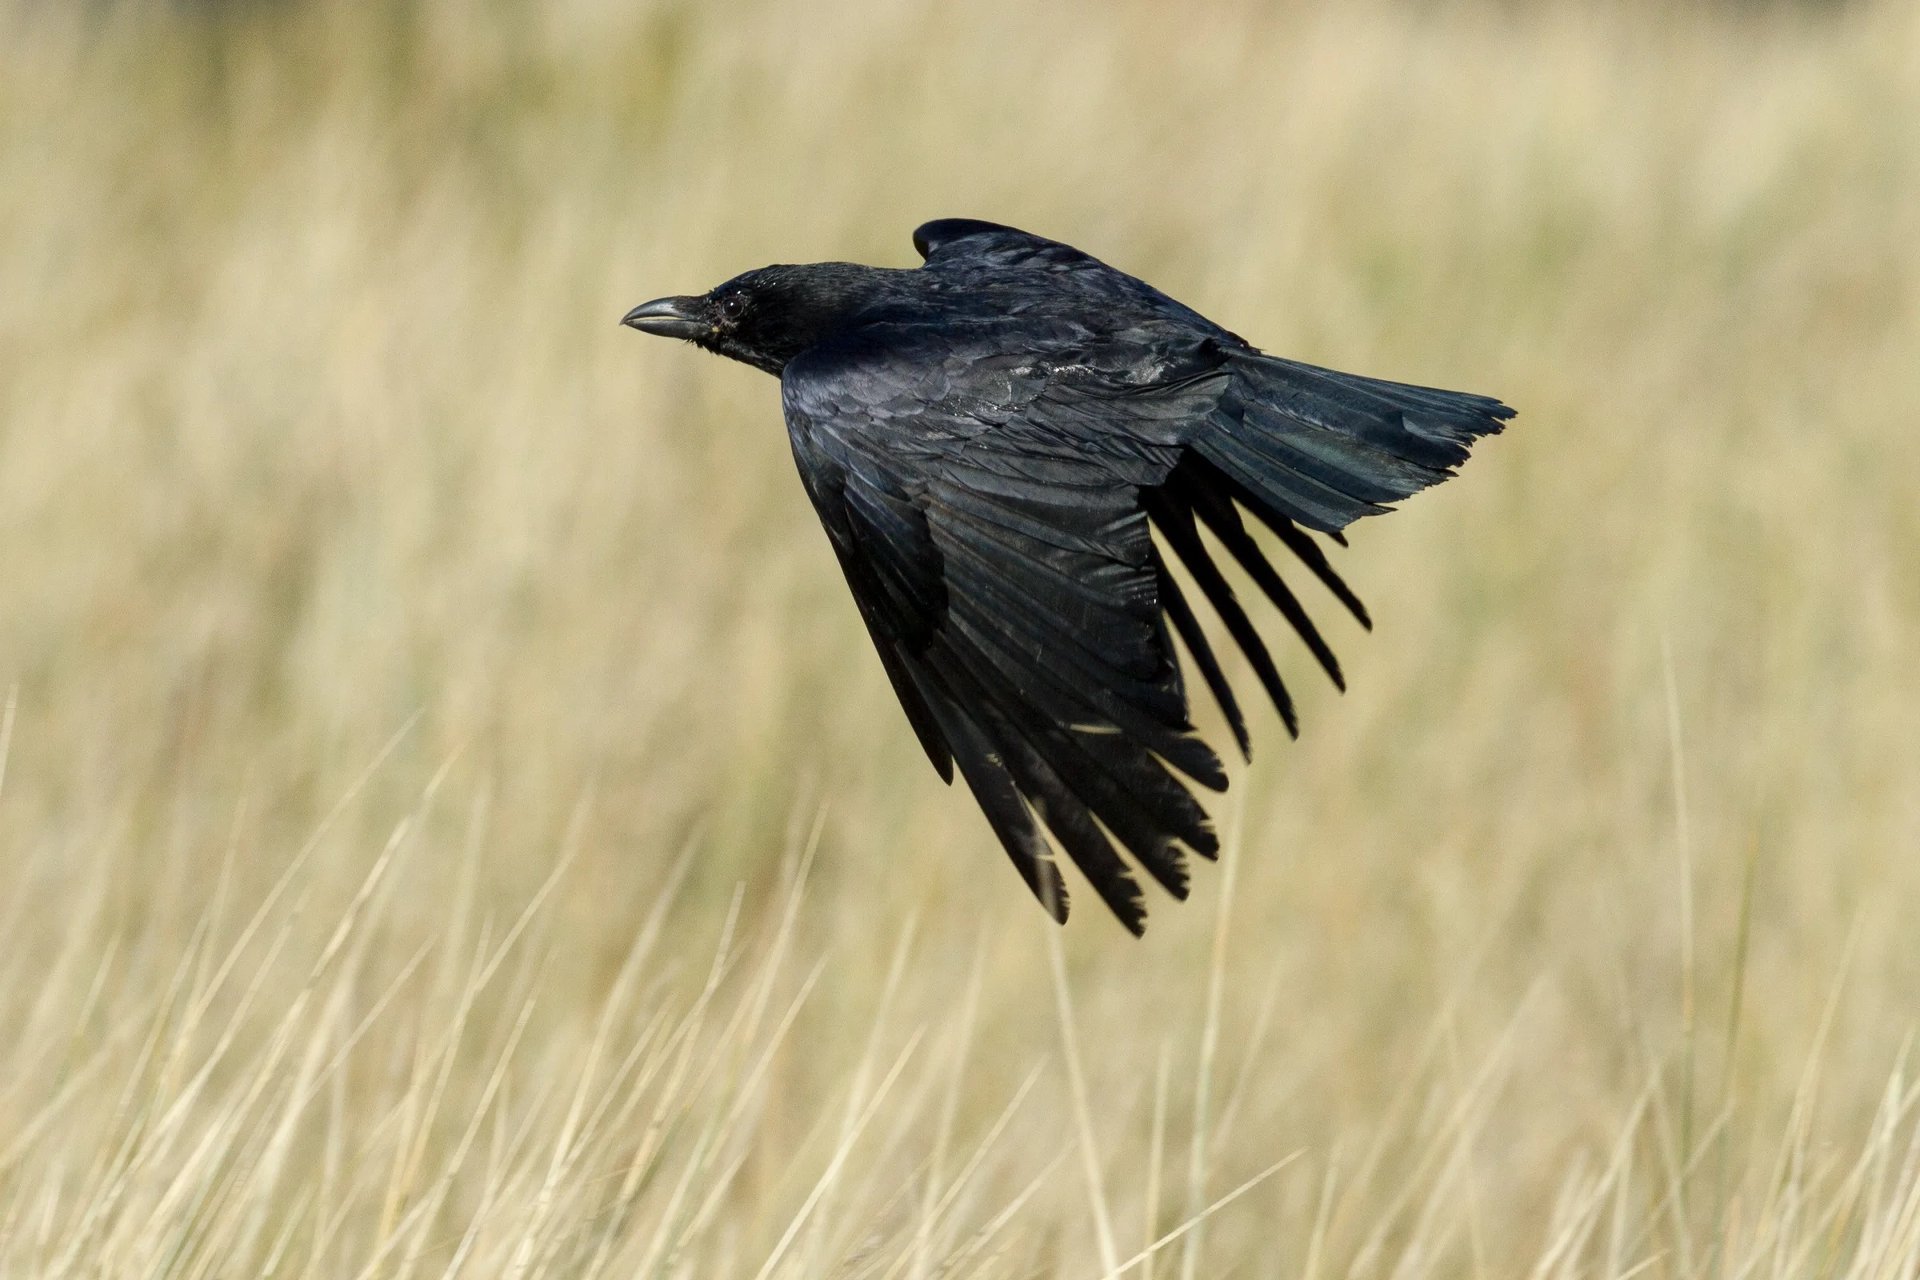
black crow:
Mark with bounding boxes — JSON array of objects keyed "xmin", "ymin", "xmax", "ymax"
[{"xmin": 624, "ymin": 219, "xmax": 1512, "ymax": 934}]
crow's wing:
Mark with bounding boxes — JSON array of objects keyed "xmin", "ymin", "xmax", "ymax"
[
  {"xmin": 785, "ymin": 326, "xmax": 1231, "ymax": 934},
  {"xmin": 913, "ymin": 218, "xmax": 1084, "ymax": 267},
  {"xmin": 912, "ymin": 219, "xmax": 1226, "ymax": 338}
]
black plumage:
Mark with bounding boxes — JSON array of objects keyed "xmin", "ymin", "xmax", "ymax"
[{"xmin": 623, "ymin": 219, "xmax": 1513, "ymax": 933}]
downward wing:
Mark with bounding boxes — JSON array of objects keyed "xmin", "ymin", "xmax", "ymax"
[{"xmin": 786, "ymin": 329, "xmax": 1228, "ymax": 934}]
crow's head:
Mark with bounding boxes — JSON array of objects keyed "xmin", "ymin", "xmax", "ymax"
[{"xmin": 623, "ymin": 263, "xmax": 903, "ymax": 377}]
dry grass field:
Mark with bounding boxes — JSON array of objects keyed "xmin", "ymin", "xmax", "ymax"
[{"xmin": 3, "ymin": 0, "xmax": 1919, "ymax": 1273}]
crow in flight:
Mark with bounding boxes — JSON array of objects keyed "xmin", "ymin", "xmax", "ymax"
[{"xmin": 624, "ymin": 220, "xmax": 1512, "ymax": 933}]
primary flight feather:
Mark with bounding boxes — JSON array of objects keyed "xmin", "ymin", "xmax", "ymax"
[{"xmin": 623, "ymin": 219, "xmax": 1513, "ymax": 934}]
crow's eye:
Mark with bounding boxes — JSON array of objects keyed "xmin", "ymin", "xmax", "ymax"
[{"xmin": 719, "ymin": 294, "xmax": 748, "ymax": 322}]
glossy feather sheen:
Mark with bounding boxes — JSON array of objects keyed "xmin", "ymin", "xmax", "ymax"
[{"xmin": 651, "ymin": 219, "xmax": 1513, "ymax": 933}]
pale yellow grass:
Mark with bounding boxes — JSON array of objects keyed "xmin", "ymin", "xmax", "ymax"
[{"xmin": 2, "ymin": 0, "xmax": 1918, "ymax": 1274}]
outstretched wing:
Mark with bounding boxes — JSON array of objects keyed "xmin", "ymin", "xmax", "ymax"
[{"xmin": 786, "ymin": 327, "xmax": 1230, "ymax": 934}]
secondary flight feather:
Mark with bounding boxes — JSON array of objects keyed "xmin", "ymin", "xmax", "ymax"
[{"xmin": 623, "ymin": 219, "xmax": 1513, "ymax": 933}]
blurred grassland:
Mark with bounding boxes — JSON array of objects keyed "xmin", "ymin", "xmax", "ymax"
[{"xmin": 2, "ymin": 0, "xmax": 1919, "ymax": 1274}]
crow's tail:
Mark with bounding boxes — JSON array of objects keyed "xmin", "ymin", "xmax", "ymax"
[
  {"xmin": 1144, "ymin": 352, "xmax": 1513, "ymax": 752},
  {"xmin": 1193, "ymin": 351, "xmax": 1514, "ymax": 535}
]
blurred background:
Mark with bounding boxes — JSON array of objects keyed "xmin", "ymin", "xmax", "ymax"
[{"xmin": 2, "ymin": 0, "xmax": 1917, "ymax": 1274}]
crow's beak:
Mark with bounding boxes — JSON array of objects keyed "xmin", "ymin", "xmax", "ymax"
[{"xmin": 621, "ymin": 295, "xmax": 711, "ymax": 340}]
